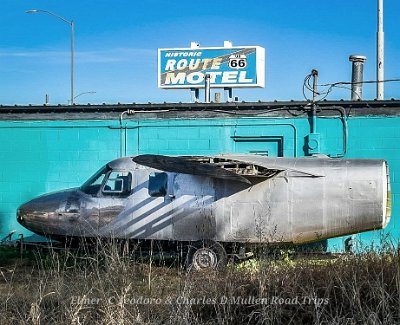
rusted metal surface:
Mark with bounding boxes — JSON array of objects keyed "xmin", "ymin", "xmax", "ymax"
[{"xmin": 17, "ymin": 154, "xmax": 391, "ymax": 245}]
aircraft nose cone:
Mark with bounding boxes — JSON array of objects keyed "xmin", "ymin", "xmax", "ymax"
[
  {"xmin": 16, "ymin": 190, "xmax": 78, "ymax": 235},
  {"xmin": 16, "ymin": 199, "xmax": 57, "ymax": 233},
  {"xmin": 16, "ymin": 203, "xmax": 30, "ymax": 226}
]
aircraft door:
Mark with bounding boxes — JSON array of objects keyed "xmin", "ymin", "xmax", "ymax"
[{"xmin": 171, "ymin": 174, "xmax": 216, "ymax": 241}]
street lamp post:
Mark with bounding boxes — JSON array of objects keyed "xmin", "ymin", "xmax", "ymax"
[
  {"xmin": 74, "ymin": 91, "xmax": 96, "ymax": 103},
  {"xmin": 26, "ymin": 9, "xmax": 75, "ymax": 105}
]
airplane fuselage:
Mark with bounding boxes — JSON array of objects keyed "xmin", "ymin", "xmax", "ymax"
[{"xmin": 17, "ymin": 155, "xmax": 391, "ymax": 246}]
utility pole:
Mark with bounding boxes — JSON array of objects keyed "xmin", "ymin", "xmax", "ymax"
[{"xmin": 377, "ymin": 0, "xmax": 384, "ymax": 100}]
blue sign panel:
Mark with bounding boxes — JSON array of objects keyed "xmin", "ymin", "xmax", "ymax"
[{"xmin": 158, "ymin": 46, "xmax": 265, "ymax": 89}]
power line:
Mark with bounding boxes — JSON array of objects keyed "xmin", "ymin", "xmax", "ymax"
[
  {"xmin": 302, "ymin": 75, "xmax": 400, "ymax": 102},
  {"xmin": 319, "ymin": 78, "xmax": 400, "ymax": 87}
]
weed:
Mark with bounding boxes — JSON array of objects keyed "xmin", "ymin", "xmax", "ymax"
[{"xmin": 0, "ymin": 241, "xmax": 400, "ymax": 324}]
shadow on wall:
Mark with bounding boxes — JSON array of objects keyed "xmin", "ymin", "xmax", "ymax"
[{"xmin": 0, "ymin": 216, "xmax": 5, "ymax": 239}]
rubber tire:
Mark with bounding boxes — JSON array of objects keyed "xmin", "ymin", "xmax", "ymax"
[{"xmin": 186, "ymin": 240, "xmax": 228, "ymax": 271}]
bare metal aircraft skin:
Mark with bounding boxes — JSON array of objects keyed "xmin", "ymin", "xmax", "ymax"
[{"xmin": 17, "ymin": 154, "xmax": 391, "ymax": 245}]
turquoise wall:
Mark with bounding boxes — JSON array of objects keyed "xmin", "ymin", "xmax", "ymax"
[{"xmin": 0, "ymin": 115, "xmax": 398, "ymax": 250}]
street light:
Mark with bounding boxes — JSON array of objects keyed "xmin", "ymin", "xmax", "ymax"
[
  {"xmin": 73, "ymin": 91, "xmax": 96, "ymax": 103},
  {"xmin": 26, "ymin": 9, "xmax": 75, "ymax": 105}
]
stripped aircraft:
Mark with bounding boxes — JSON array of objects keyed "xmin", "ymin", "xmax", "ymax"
[{"xmin": 17, "ymin": 154, "xmax": 391, "ymax": 269}]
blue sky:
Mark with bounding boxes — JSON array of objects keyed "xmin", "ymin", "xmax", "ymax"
[{"xmin": 1, "ymin": 0, "xmax": 399, "ymax": 105}]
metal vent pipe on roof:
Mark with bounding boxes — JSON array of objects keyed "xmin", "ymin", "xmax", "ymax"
[
  {"xmin": 205, "ymin": 74, "xmax": 211, "ymax": 103},
  {"xmin": 349, "ymin": 55, "xmax": 367, "ymax": 101}
]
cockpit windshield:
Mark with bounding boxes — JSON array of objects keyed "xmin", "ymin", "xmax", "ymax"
[
  {"xmin": 80, "ymin": 166, "xmax": 109, "ymax": 195},
  {"xmin": 80, "ymin": 165, "xmax": 133, "ymax": 197}
]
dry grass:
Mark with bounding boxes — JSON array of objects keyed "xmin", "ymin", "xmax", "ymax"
[{"xmin": 0, "ymin": 241, "xmax": 400, "ymax": 325}]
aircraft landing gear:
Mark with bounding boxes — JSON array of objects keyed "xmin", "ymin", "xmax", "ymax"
[{"xmin": 186, "ymin": 240, "xmax": 227, "ymax": 271}]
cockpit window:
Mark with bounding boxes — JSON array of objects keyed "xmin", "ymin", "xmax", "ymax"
[
  {"xmin": 81, "ymin": 166, "xmax": 132, "ymax": 197},
  {"xmin": 80, "ymin": 166, "xmax": 109, "ymax": 195},
  {"xmin": 102, "ymin": 171, "xmax": 132, "ymax": 197}
]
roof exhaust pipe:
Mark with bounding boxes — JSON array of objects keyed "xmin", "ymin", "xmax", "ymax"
[
  {"xmin": 205, "ymin": 73, "xmax": 211, "ymax": 103},
  {"xmin": 349, "ymin": 55, "xmax": 367, "ymax": 101}
]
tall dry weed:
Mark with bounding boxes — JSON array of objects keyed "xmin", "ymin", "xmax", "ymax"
[{"xmin": 0, "ymin": 239, "xmax": 399, "ymax": 324}]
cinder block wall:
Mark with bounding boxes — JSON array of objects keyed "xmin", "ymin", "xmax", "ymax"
[{"xmin": 0, "ymin": 115, "xmax": 398, "ymax": 250}]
